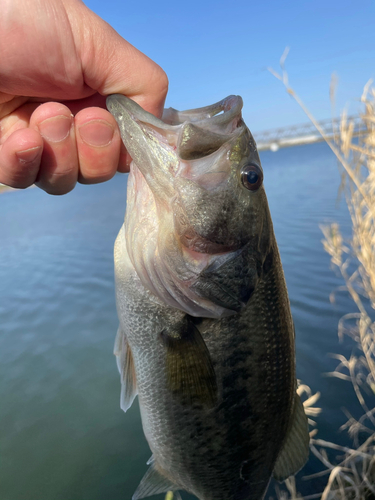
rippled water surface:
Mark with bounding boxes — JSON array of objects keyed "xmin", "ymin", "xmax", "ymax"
[{"xmin": 1, "ymin": 142, "xmax": 358, "ymax": 499}]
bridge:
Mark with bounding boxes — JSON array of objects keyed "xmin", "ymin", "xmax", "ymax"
[{"xmin": 253, "ymin": 115, "xmax": 366, "ymax": 151}]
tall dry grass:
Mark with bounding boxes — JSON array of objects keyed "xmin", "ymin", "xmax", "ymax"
[{"xmin": 269, "ymin": 54, "xmax": 375, "ymax": 500}]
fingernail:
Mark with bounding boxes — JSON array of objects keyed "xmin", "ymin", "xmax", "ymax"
[
  {"xmin": 16, "ymin": 146, "xmax": 42, "ymax": 164},
  {"xmin": 78, "ymin": 120, "xmax": 114, "ymax": 147},
  {"xmin": 39, "ymin": 115, "xmax": 72, "ymax": 142}
]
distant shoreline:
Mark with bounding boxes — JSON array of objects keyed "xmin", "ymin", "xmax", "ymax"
[
  {"xmin": 0, "ymin": 184, "xmax": 35, "ymax": 194},
  {"xmin": 0, "ymin": 185, "xmax": 15, "ymax": 194}
]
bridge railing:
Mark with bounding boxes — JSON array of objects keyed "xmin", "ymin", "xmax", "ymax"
[{"xmin": 253, "ymin": 115, "xmax": 366, "ymax": 151}]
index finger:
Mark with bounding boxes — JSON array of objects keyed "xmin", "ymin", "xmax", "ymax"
[{"xmin": 66, "ymin": 1, "xmax": 169, "ymax": 118}]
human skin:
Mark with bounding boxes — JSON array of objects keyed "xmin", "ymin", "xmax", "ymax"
[{"xmin": 0, "ymin": 0, "xmax": 168, "ymax": 194}]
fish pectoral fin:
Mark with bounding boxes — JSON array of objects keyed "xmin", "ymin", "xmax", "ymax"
[
  {"xmin": 114, "ymin": 326, "xmax": 138, "ymax": 412},
  {"xmin": 273, "ymin": 392, "xmax": 310, "ymax": 482},
  {"xmin": 161, "ymin": 316, "xmax": 217, "ymax": 407},
  {"xmin": 132, "ymin": 461, "xmax": 179, "ymax": 500}
]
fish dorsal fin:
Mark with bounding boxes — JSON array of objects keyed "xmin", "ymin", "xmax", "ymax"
[
  {"xmin": 178, "ymin": 123, "xmax": 231, "ymax": 160},
  {"xmin": 161, "ymin": 316, "xmax": 217, "ymax": 407},
  {"xmin": 273, "ymin": 392, "xmax": 310, "ymax": 481},
  {"xmin": 114, "ymin": 327, "xmax": 138, "ymax": 412},
  {"xmin": 132, "ymin": 460, "xmax": 178, "ymax": 500}
]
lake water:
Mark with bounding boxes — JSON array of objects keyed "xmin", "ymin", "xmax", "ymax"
[{"xmin": 0, "ymin": 141, "xmax": 360, "ymax": 499}]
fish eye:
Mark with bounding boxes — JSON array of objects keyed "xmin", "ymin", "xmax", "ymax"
[{"xmin": 241, "ymin": 163, "xmax": 263, "ymax": 191}]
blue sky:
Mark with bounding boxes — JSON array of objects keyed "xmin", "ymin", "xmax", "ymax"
[{"xmin": 86, "ymin": 0, "xmax": 375, "ymax": 131}]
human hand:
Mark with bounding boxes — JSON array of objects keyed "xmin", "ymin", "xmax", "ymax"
[{"xmin": 0, "ymin": 0, "xmax": 168, "ymax": 194}]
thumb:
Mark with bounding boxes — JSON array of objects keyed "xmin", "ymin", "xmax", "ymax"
[{"xmin": 65, "ymin": 0, "xmax": 168, "ymax": 118}]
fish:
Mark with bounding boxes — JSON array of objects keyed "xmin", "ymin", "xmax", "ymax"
[{"xmin": 106, "ymin": 94, "xmax": 310, "ymax": 500}]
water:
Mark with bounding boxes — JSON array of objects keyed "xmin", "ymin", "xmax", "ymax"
[{"xmin": 0, "ymin": 142, "xmax": 360, "ymax": 499}]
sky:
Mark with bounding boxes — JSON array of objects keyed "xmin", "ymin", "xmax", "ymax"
[{"xmin": 85, "ymin": 0, "xmax": 375, "ymax": 132}]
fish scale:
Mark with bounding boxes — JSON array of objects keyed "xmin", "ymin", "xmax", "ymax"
[{"xmin": 108, "ymin": 95, "xmax": 310, "ymax": 500}]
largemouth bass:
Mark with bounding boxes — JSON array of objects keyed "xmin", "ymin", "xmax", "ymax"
[{"xmin": 107, "ymin": 95, "xmax": 309, "ymax": 500}]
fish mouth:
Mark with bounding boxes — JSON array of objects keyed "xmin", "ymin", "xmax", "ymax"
[
  {"xmin": 106, "ymin": 94, "xmax": 244, "ymax": 163},
  {"xmin": 107, "ymin": 94, "xmax": 243, "ymax": 127},
  {"xmin": 107, "ymin": 94, "xmax": 247, "ymax": 260}
]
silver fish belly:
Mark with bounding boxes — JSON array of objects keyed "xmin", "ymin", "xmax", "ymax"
[{"xmin": 108, "ymin": 95, "xmax": 310, "ymax": 500}]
